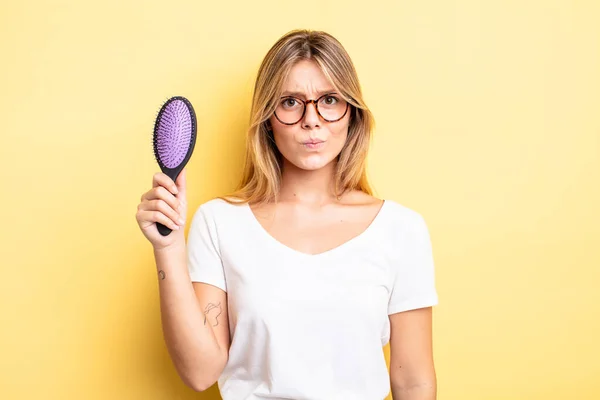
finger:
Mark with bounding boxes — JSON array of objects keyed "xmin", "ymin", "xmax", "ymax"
[
  {"xmin": 145, "ymin": 186, "xmax": 181, "ymax": 213},
  {"xmin": 150, "ymin": 199, "xmax": 185, "ymax": 227},
  {"xmin": 175, "ymin": 168, "xmax": 186, "ymax": 199},
  {"xmin": 152, "ymin": 172, "xmax": 178, "ymax": 196},
  {"xmin": 139, "ymin": 210, "xmax": 181, "ymax": 231}
]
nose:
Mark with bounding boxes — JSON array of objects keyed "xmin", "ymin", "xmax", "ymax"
[{"xmin": 302, "ymin": 100, "xmax": 321, "ymax": 129}]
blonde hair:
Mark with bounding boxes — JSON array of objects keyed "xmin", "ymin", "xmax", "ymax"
[{"xmin": 221, "ymin": 29, "xmax": 375, "ymax": 205}]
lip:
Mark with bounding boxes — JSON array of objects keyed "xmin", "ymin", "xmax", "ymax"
[
  {"xmin": 303, "ymin": 139, "xmax": 325, "ymax": 144},
  {"xmin": 302, "ymin": 139, "xmax": 325, "ymax": 149}
]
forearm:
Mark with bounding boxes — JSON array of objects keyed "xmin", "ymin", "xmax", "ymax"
[
  {"xmin": 391, "ymin": 378, "xmax": 436, "ymax": 400},
  {"xmin": 154, "ymin": 242, "xmax": 225, "ymax": 390}
]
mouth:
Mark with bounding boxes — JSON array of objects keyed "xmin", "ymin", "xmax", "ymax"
[{"xmin": 302, "ymin": 139, "xmax": 325, "ymax": 149}]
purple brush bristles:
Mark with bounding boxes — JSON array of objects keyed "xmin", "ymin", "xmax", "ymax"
[{"xmin": 155, "ymin": 99, "xmax": 193, "ymax": 169}]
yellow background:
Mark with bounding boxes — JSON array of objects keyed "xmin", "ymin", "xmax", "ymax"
[{"xmin": 1, "ymin": 0, "xmax": 598, "ymax": 399}]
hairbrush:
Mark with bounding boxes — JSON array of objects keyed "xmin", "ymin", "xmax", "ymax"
[{"xmin": 152, "ymin": 95, "xmax": 197, "ymax": 236}]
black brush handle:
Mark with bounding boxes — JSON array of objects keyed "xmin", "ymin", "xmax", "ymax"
[
  {"xmin": 157, "ymin": 221, "xmax": 173, "ymax": 236},
  {"xmin": 156, "ymin": 167, "xmax": 182, "ymax": 237}
]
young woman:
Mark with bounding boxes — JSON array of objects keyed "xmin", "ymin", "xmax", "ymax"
[{"xmin": 136, "ymin": 29, "xmax": 438, "ymax": 400}]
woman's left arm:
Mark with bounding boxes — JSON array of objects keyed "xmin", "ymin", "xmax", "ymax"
[{"xmin": 389, "ymin": 306, "xmax": 436, "ymax": 400}]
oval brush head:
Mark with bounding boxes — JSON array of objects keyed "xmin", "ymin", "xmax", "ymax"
[{"xmin": 152, "ymin": 96, "xmax": 197, "ymax": 236}]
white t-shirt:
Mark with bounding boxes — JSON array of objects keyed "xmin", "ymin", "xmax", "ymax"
[{"xmin": 186, "ymin": 198, "xmax": 438, "ymax": 400}]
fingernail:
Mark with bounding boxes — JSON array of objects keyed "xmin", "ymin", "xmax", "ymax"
[
  {"xmin": 179, "ymin": 217, "xmax": 185, "ymax": 225},
  {"xmin": 172, "ymin": 186, "xmax": 178, "ymax": 194}
]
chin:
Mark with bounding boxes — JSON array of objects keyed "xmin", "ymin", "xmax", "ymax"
[{"xmin": 289, "ymin": 154, "xmax": 336, "ymax": 171}]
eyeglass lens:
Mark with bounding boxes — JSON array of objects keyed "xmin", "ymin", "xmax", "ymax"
[{"xmin": 275, "ymin": 94, "xmax": 347, "ymax": 124}]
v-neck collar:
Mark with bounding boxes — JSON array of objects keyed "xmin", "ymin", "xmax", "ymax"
[{"xmin": 243, "ymin": 200, "xmax": 388, "ymax": 259}]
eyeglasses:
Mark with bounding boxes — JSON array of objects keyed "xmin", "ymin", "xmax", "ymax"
[{"xmin": 274, "ymin": 93, "xmax": 349, "ymax": 125}]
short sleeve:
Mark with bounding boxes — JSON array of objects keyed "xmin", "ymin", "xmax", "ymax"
[
  {"xmin": 388, "ymin": 212, "xmax": 438, "ymax": 315},
  {"xmin": 186, "ymin": 204, "xmax": 227, "ymax": 292}
]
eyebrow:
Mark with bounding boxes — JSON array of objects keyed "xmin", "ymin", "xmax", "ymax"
[{"xmin": 280, "ymin": 89, "xmax": 337, "ymax": 98}]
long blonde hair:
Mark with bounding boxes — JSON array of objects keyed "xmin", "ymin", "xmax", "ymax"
[{"xmin": 221, "ymin": 29, "xmax": 375, "ymax": 205}]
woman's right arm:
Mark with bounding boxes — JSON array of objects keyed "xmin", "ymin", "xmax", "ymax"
[
  {"xmin": 154, "ymin": 243, "xmax": 230, "ymax": 392},
  {"xmin": 136, "ymin": 169, "xmax": 230, "ymax": 391}
]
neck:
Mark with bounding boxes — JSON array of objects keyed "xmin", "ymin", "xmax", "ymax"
[{"xmin": 279, "ymin": 159, "xmax": 339, "ymax": 206}]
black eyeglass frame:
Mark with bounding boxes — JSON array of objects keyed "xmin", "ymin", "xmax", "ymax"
[{"xmin": 273, "ymin": 93, "xmax": 350, "ymax": 125}]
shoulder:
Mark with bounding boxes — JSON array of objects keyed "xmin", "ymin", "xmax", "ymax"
[
  {"xmin": 381, "ymin": 199, "xmax": 430, "ymax": 235},
  {"xmin": 193, "ymin": 196, "xmax": 248, "ymax": 223},
  {"xmin": 377, "ymin": 201, "xmax": 434, "ymax": 265},
  {"xmin": 341, "ymin": 191, "xmax": 428, "ymax": 231}
]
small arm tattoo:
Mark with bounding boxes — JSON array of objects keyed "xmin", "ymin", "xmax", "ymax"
[
  {"xmin": 203, "ymin": 302, "xmax": 222, "ymax": 327},
  {"xmin": 158, "ymin": 270, "xmax": 165, "ymax": 280}
]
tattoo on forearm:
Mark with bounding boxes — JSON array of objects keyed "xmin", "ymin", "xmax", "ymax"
[
  {"xmin": 158, "ymin": 270, "xmax": 165, "ymax": 280},
  {"xmin": 203, "ymin": 302, "xmax": 222, "ymax": 327}
]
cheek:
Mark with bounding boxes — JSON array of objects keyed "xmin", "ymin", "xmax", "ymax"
[
  {"xmin": 329, "ymin": 125, "xmax": 350, "ymax": 149},
  {"xmin": 272, "ymin": 130, "xmax": 296, "ymax": 153},
  {"xmin": 333, "ymin": 126, "xmax": 349, "ymax": 141}
]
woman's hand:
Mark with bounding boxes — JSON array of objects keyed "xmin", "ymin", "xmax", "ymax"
[{"xmin": 136, "ymin": 168, "xmax": 188, "ymax": 250}]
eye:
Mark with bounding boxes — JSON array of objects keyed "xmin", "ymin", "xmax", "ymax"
[
  {"xmin": 323, "ymin": 95, "xmax": 339, "ymax": 105},
  {"xmin": 281, "ymin": 97, "xmax": 299, "ymax": 108}
]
